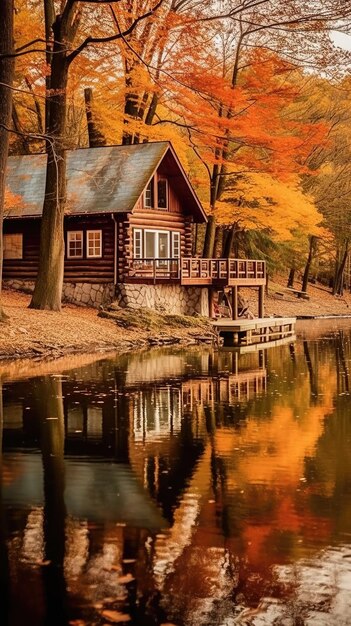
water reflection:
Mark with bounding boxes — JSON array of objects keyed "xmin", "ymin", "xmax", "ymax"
[{"xmin": 1, "ymin": 325, "xmax": 351, "ymax": 624}]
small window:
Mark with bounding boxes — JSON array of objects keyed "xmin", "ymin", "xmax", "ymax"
[
  {"xmin": 3, "ymin": 233, "xmax": 23, "ymax": 259},
  {"xmin": 67, "ymin": 231, "xmax": 83, "ymax": 259},
  {"xmin": 87, "ymin": 230, "xmax": 102, "ymax": 258},
  {"xmin": 134, "ymin": 229, "xmax": 142, "ymax": 259},
  {"xmin": 157, "ymin": 179, "xmax": 168, "ymax": 209},
  {"xmin": 144, "ymin": 179, "xmax": 154, "ymax": 208},
  {"xmin": 172, "ymin": 232, "xmax": 180, "ymax": 258}
]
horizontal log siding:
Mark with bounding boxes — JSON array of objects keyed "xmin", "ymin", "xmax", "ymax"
[
  {"xmin": 3, "ymin": 218, "xmax": 40, "ymax": 280},
  {"xmin": 64, "ymin": 215, "xmax": 114, "ymax": 283},
  {"xmin": 3, "ymin": 215, "xmax": 115, "ymax": 284}
]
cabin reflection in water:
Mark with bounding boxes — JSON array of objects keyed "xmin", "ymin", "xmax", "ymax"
[
  {"xmin": 0, "ymin": 347, "xmax": 268, "ymax": 626},
  {"xmin": 3, "ymin": 349, "xmax": 267, "ymax": 451},
  {"xmin": 3, "ymin": 334, "xmax": 351, "ymax": 625}
]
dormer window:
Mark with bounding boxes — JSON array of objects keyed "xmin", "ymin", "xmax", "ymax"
[{"xmin": 143, "ymin": 176, "xmax": 168, "ymax": 209}]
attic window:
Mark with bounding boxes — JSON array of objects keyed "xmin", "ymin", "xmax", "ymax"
[
  {"xmin": 3, "ymin": 233, "xmax": 23, "ymax": 259},
  {"xmin": 144, "ymin": 176, "xmax": 168, "ymax": 209},
  {"xmin": 157, "ymin": 179, "xmax": 168, "ymax": 209},
  {"xmin": 144, "ymin": 179, "xmax": 154, "ymax": 208}
]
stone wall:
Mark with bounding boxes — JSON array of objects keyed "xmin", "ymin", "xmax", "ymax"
[
  {"xmin": 3, "ymin": 279, "xmax": 209, "ymax": 316},
  {"xmin": 115, "ymin": 283, "xmax": 209, "ymax": 316},
  {"xmin": 3, "ymin": 279, "xmax": 115, "ymax": 309}
]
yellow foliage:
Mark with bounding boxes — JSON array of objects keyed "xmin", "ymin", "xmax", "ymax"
[{"xmin": 214, "ymin": 172, "xmax": 325, "ymax": 242}]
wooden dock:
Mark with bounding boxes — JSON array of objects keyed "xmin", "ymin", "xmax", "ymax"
[{"xmin": 212, "ymin": 317, "xmax": 296, "ymax": 347}]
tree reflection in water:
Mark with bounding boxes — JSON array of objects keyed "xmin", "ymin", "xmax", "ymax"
[
  {"xmin": 1, "ymin": 328, "xmax": 351, "ymax": 624},
  {"xmin": 36, "ymin": 376, "xmax": 68, "ymax": 626}
]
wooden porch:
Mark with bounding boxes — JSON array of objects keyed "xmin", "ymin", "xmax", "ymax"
[{"xmin": 126, "ymin": 257, "xmax": 266, "ymax": 286}]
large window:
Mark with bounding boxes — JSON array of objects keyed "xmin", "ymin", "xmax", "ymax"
[
  {"xmin": 3, "ymin": 233, "xmax": 23, "ymax": 259},
  {"xmin": 87, "ymin": 230, "xmax": 102, "ymax": 258},
  {"xmin": 133, "ymin": 228, "xmax": 180, "ymax": 260},
  {"xmin": 67, "ymin": 231, "xmax": 83, "ymax": 259}
]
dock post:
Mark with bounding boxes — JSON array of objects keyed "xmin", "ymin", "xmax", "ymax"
[
  {"xmin": 232, "ymin": 286, "xmax": 239, "ymax": 320},
  {"xmin": 258, "ymin": 285, "xmax": 265, "ymax": 318},
  {"xmin": 208, "ymin": 287, "xmax": 215, "ymax": 318}
]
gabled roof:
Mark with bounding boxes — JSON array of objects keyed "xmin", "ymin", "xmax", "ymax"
[{"xmin": 5, "ymin": 142, "xmax": 207, "ymax": 222}]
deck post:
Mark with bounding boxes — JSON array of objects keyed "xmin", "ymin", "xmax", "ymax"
[
  {"xmin": 232, "ymin": 286, "xmax": 239, "ymax": 320},
  {"xmin": 258, "ymin": 285, "xmax": 265, "ymax": 317}
]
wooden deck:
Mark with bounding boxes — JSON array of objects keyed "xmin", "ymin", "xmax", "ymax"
[
  {"xmin": 212, "ymin": 317, "xmax": 296, "ymax": 347},
  {"xmin": 126, "ymin": 257, "xmax": 266, "ymax": 286}
]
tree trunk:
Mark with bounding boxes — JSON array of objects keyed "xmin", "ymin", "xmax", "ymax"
[
  {"xmin": 287, "ymin": 268, "xmax": 295, "ymax": 288},
  {"xmin": 333, "ymin": 240, "xmax": 349, "ymax": 296},
  {"xmin": 0, "ymin": 0, "xmax": 14, "ymax": 321},
  {"xmin": 213, "ymin": 225, "xmax": 222, "ymax": 258},
  {"xmin": 30, "ymin": 13, "xmax": 71, "ymax": 311},
  {"xmin": 203, "ymin": 215, "xmax": 216, "ymax": 258},
  {"xmin": 84, "ymin": 88, "xmax": 107, "ymax": 147},
  {"xmin": 301, "ymin": 235, "xmax": 317, "ymax": 293},
  {"xmin": 222, "ymin": 223, "xmax": 239, "ymax": 258}
]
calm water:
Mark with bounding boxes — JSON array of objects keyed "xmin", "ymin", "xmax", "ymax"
[{"xmin": 1, "ymin": 320, "xmax": 351, "ymax": 625}]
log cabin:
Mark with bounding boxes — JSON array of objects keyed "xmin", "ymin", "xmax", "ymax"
[{"xmin": 4, "ymin": 141, "xmax": 266, "ymax": 316}]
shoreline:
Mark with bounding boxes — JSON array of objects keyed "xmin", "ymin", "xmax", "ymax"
[
  {"xmin": 2, "ymin": 283, "xmax": 351, "ymax": 365},
  {"xmin": 0, "ymin": 289, "xmax": 215, "ymax": 364}
]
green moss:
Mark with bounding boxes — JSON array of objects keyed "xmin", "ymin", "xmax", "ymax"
[{"xmin": 99, "ymin": 307, "xmax": 210, "ymax": 331}]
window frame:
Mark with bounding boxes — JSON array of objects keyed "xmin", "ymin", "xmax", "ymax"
[
  {"xmin": 144, "ymin": 178, "xmax": 154, "ymax": 208},
  {"xmin": 144, "ymin": 229, "xmax": 170, "ymax": 261},
  {"xmin": 86, "ymin": 229, "xmax": 102, "ymax": 259},
  {"xmin": 133, "ymin": 228, "xmax": 142, "ymax": 259},
  {"xmin": 133, "ymin": 228, "xmax": 182, "ymax": 261},
  {"xmin": 157, "ymin": 178, "xmax": 168, "ymax": 209},
  {"xmin": 67, "ymin": 230, "xmax": 84, "ymax": 259},
  {"xmin": 172, "ymin": 231, "xmax": 181, "ymax": 258},
  {"xmin": 3, "ymin": 233, "xmax": 23, "ymax": 260}
]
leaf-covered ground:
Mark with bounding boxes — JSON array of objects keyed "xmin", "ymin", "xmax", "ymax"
[{"xmin": 0, "ymin": 289, "xmax": 214, "ymax": 361}]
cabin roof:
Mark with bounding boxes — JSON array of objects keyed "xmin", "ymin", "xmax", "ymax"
[{"xmin": 5, "ymin": 142, "xmax": 207, "ymax": 222}]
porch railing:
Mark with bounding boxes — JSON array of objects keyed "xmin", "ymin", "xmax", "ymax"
[
  {"xmin": 180, "ymin": 258, "xmax": 266, "ymax": 283},
  {"xmin": 126, "ymin": 257, "xmax": 266, "ymax": 283},
  {"xmin": 127, "ymin": 258, "xmax": 180, "ymax": 282}
]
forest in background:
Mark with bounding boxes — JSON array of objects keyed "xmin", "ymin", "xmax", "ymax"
[{"xmin": 1, "ymin": 0, "xmax": 351, "ymax": 313}]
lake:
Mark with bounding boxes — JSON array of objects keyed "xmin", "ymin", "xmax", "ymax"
[{"xmin": 1, "ymin": 319, "xmax": 351, "ymax": 625}]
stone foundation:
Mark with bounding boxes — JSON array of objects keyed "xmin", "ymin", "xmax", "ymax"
[
  {"xmin": 115, "ymin": 283, "xmax": 209, "ymax": 316},
  {"xmin": 3, "ymin": 279, "xmax": 115, "ymax": 309},
  {"xmin": 3, "ymin": 279, "xmax": 209, "ymax": 315}
]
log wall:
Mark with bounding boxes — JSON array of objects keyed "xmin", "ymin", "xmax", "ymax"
[{"xmin": 3, "ymin": 215, "xmax": 115, "ymax": 284}]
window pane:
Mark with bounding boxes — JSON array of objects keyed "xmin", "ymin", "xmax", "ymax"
[
  {"xmin": 157, "ymin": 179, "xmax": 167, "ymax": 208},
  {"xmin": 145, "ymin": 232, "xmax": 155, "ymax": 258},
  {"xmin": 158, "ymin": 232, "xmax": 168, "ymax": 258},
  {"xmin": 134, "ymin": 229, "xmax": 142, "ymax": 258},
  {"xmin": 172, "ymin": 232, "xmax": 180, "ymax": 258},
  {"xmin": 3, "ymin": 234, "xmax": 23, "ymax": 259}
]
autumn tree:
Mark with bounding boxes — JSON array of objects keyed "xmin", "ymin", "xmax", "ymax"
[
  {"xmin": 0, "ymin": 0, "xmax": 15, "ymax": 321},
  {"xmin": 23, "ymin": 0, "xmax": 164, "ymax": 311},
  {"xmin": 301, "ymin": 76, "xmax": 351, "ymax": 293}
]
